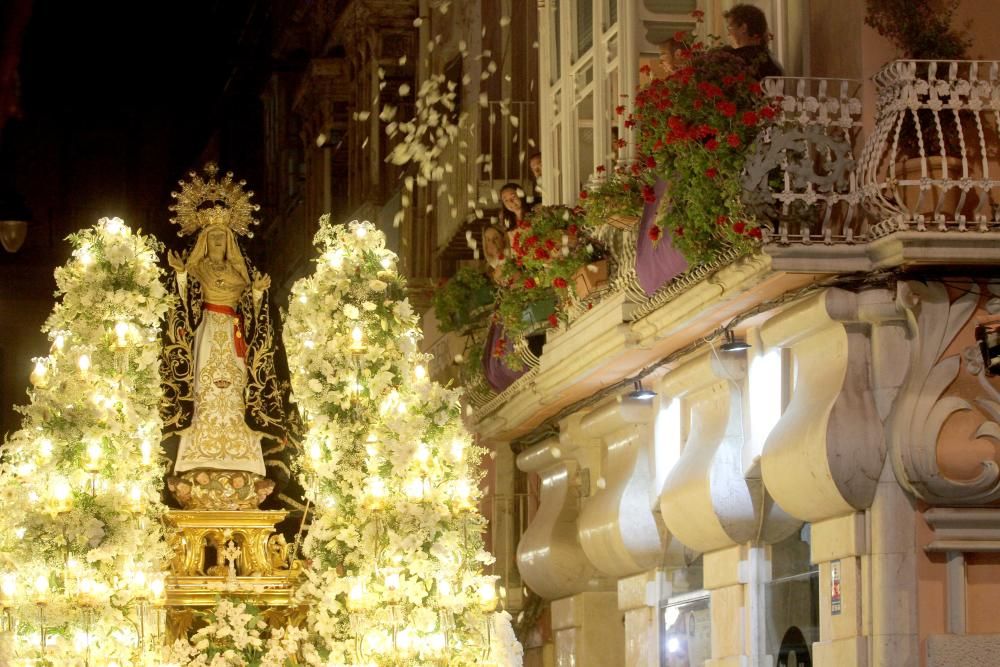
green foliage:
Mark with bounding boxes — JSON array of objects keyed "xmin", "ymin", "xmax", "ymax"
[
  {"xmin": 579, "ymin": 165, "xmax": 647, "ymax": 228},
  {"xmin": 865, "ymin": 0, "xmax": 970, "ymax": 59},
  {"xmin": 432, "ymin": 266, "xmax": 496, "ymax": 334},
  {"xmin": 626, "ymin": 33, "xmax": 771, "ymax": 264}
]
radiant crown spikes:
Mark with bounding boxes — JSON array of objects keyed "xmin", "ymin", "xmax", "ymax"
[{"xmin": 169, "ymin": 162, "xmax": 261, "ymax": 237}]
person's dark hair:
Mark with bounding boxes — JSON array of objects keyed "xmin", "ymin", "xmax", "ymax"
[
  {"xmin": 499, "ymin": 182, "xmax": 531, "ymax": 228},
  {"xmin": 724, "ymin": 4, "xmax": 769, "ymax": 40},
  {"xmin": 528, "ymin": 152, "xmax": 541, "ymax": 163}
]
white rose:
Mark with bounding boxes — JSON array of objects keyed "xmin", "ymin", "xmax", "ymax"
[
  {"xmin": 343, "ymin": 303, "xmax": 360, "ymax": 319},
  {"xmin": 369, "ymin": 279, "xmax": 388, "ymax": 291}
]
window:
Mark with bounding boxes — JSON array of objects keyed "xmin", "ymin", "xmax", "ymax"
[{"xmin": 765, "ymin": 528, "xmax": 819, "ymax": 666}]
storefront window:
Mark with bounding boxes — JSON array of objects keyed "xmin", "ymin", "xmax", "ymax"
[
  {"xmin": 765, "ymin": 527, "xmax": 819, "ymax": 666},
  {"xmin": 661, "ymin": 557, "xmax": 709, "ymax": 666}
]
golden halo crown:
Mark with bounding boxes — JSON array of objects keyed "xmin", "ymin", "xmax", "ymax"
[{"xmin": 169, "ymin": 163, "xmax": 260, "ymax": 237}]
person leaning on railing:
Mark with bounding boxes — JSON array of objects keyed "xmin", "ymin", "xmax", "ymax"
[{"xmin": 722, "ymin": 3, "xmax": 783, "ymax": 79}]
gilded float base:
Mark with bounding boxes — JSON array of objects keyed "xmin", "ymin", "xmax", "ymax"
[
  {"xmin": 164, "ymin": 509, "xmax": 301, "ymax": 607},
  {"xmin": 167, "ymin": 469, "xmax": 275, "ymax": 510}
]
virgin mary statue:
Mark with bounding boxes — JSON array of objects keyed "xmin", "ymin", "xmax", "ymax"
[{"xmin": 160, "ymin": 164, "xmax": 300, "ymax": 510}]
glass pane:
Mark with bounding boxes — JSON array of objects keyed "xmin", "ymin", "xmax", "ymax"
[
  {"xmin": 607, "ymin": 0, "xmax": 618, "ymax": 28},
  {"xmin": 661, "ymin": 555, "xmax": 708, "ymax": 667},
  {"xmin": 643, "ymin": 0, "xmax": 697, "ymax": 12},
  {"xmin": 551, "ymin": 122, "xmax": 563, "ymax": 204},
  {"xmin": 765, "ymin": 529, "xmax": 819, "ymax": 666},
  {"xmin": 576, "ymin": 92, "xmax": 595, "ymax": 194},
  {"xmin": 551, "ymin": 4, "xmax": 561, "ymax": 84},
  {"xmin": 576, "ymin": 0, "xmax": 593, "ymax": 59}
]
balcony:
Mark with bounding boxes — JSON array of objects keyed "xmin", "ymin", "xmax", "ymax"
[{"xmin": 419, "ymin": 60, "xmax": 1000, "ymax": 439}]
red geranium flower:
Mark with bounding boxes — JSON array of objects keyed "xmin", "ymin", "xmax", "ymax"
[
  {"xmin": 748, "ymin": 227, "xmax": 763, "ymax": 239},
  {"xmin": 727, "ymin": 133, "xmax": 741, "ymax": 148},
  {"xmin": 716, "ymin": 101, "xmax": 737, "ymax": 117},
  {"xmin": 523, "ymin": 277, "xmax": 536, "ymax": 289},
  {"xmin": 533, "ymin": 247, "xmax": 549, "ymax": 260},
  {"xmin": 579, "ymin": 190, "xmax": 588, "ymax": 199},
  {"xmin": 642, "ymin": 185, "xmax": 657, "ymax": 203},
  {"xmin": 705, "ymin": 167, "xmax": 718, "ymax": 179},
  {"xmin": 645, "ymin": 155, "xmax": 656, "ymax": 169},
  {"xmin": 732, "ymin": 221, "xmax": 746, "ymax": 235},
  {"xmin": 705, "ymin": 139, "xmax": 719, "ymax": 151},
  {"xmin": 716, "ymin": 215, "xmax": 728, "ymax": 226},
  {"xmin": 615, "ymin": 105, "xmax": 625, "ymax": 115},
  {"xmin": 742, "ymin": 111, "xmax": 759, "ymax": 126},
  {"xmin": 553, "ymin": 277, "xmax": 567, "ymax": 289},
  {"xmin": 547, "ymin": 314, "xmax": 559, "ymax": 327},
  {"xmin": 544, "ymin": 239, "xmax": 556, "ymax": 250},
  {"xmin": 648, "ymin": 225, "xmax": 661, "ymax": 241},
  {"xmin": 761, "ymin": 106, "xmax": 777, "ymax": 119}
]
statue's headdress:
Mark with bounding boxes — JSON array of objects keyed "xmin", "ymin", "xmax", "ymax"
[{"xmin": 169, "ymin": 163, "xmax": 260, "ymax": 237}]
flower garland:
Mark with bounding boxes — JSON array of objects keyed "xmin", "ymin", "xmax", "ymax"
[
  {"xmin": 284, "ymin": 217, "xmax": 521, "ymax": 666},
  {"xmin": 0, "ymin": 217, "xmax": 173, "ymax": 664}
]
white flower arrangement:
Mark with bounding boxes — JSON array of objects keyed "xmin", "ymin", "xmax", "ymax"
[
  {"xmin": 284, "ymin": 217, "xmax": 522, "ymax": 666},
  {"xmin": 163, "ymin": 598, "xmax": 316, "ymax": 666},
  {"xmin": 0, "ymin": 217, "xmax": 173, "ymax": 664}
]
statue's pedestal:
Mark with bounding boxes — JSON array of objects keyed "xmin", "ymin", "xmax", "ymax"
[
  {"xmin": 164, "ymin": 509, "xmax": 301, "ymax": 601},
  {"xmin": 164, "ymin": 509, "xmax": 304, "ymax": 639}
]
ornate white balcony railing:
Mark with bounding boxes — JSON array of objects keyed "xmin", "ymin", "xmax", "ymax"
[
  {"xmin": 745, "ymin": 77, "xmax": 864, "ymax": 245},
  {"xmin": 859, "ymin": 59, "xmax": 1000, "ymax": 236}
]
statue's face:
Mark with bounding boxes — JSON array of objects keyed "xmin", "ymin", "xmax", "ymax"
[{"xmin": 207, "ymin": 229, "xmax": 227, "ymax": 262}]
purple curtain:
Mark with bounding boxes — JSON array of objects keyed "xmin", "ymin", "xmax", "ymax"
[
  {"xmin": 635, "ymin": 178, "xmax": 688, "ymax": 296},
  {"xmin": 482, "ymin": 321, "xmax": 527, "ymax": 393}
]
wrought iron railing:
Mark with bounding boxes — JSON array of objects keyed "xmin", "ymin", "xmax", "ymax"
[
  {"xmin": 746, "ymin": 77, "xmax": 865, "ymax": 245},
  {"xmin": 859, "ymin": 60, "xmax": 1000, "ymax": 236}
]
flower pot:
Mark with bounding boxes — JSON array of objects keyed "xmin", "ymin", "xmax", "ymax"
[
  {"xmin": 895, "ymin": 157, "xmax": 962, "ymax": 220},
  {"xmin": 607, "ymin": 213, "xmax": 640, "ymax": 230},
  {"xmin": 572, "ymin": 259, "xmax": 610, "ymax": 299},
  {"xmin": 466, "ymin": 285, "xmax": 497, "ymax": 319},
  {"xmin": 521, "ymin": 297, "xmax": 557, "ymax": 333}
]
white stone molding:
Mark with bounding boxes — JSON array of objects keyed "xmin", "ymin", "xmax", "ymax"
[
  {"xmin": 658, "ymin": 350, "xmax": 799, "ymax": 554},
  {"xmin": 574, "ymin": 397, "xmax": 664, "ymax": 578},
  {"xmin": 515, "ymin": 437, "xmax": 608, "ymax": 600},
  {"xmin": 889, "ymin": 280, "xmax": 1000, "ymax": 505},
  {"xmin": 759, "ymin": 287, "xmax": 891, "ymax": 522}
]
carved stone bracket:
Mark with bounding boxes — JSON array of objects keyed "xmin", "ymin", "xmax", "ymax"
[
  {"xmin": 760, "ymin": 287, "xmax": 893, "ymax": 522},
  {"xmin": 574, "ymin": 397, "xmax": 664, "ymax": 578},
  {"xmin": 889, "ymin": 281, "xmax": 1000, "ymax": 505},
  {"xmin": 516, "ymin": 438, "xmax": 609, "ymax": 600},
  {"xmin": 659, "ymin": 350, "xmax": 799, "ymax": 554}
]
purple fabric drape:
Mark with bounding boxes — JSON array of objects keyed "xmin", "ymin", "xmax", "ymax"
[
  {"xmin": 635, "ymin": 178, "xmax": 688, "ymax": 296},
  {"xmin": 482, "ymin": 321, "xmax": 527, "ymax": 393}
]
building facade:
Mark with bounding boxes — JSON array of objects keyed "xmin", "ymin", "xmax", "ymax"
[{"xmin": 219, "ymin": 0, "xmax": 1000, "ymax": 665}]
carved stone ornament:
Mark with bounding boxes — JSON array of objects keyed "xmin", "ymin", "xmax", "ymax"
[{"xmin": 889, "ymin": 281, "xmax": 1000, "ymax": 504}]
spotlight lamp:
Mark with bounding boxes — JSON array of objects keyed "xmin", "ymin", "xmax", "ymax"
[
  {"xmin": 976, "ymin": 320, "xmax": 1000, "ymax": 376},
  {"xmin": 720, "ymin": 329, "xmax": 751, "ymax": 353},
  {"xmin": 626, "ymin": 381, "xmax": 657, "ymax": 401}
]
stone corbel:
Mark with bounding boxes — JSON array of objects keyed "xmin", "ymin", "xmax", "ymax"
[
  {"xmin": 659, "ymin": 350, "xmax": 797, "ymax": 554},
  {"xmin": 889, "ymin": 281, "xmax": 1000, "ymax": 505},
  {"xmin": 760, "ymin": 287, "xmax": 892, "ymax": 522},
  {"xmin": 575, "ymin": 396, "xmax": 664, "ymax": 578},
  {"xmin": 516, "ymin": 437, "xmax": 608, "ymax": 600}
]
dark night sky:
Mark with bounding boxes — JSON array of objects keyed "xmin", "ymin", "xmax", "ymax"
[
  {"xmin": 0, "ymin": 0, "xmax": 266, "ymax": 435},
  {"xmin": 4, "ymin": 0, "xmax": 261, "ymax": 263}
]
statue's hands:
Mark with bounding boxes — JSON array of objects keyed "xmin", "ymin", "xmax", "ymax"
[
  {"xmin": 252, "ymin": 273, "xmax": 271, "ymax": 293},
  {"xmin": 167, "ymin": 250, "xmax": 185, "ymax": 273}
]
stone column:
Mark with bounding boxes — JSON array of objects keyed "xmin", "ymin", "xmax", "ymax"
[
  {"xmin": 618, "ymin": 569, "xmax": 670, "ymax": 667},
  {"xmin": 704, "ymin": 545, "xmax": 750, "ymax": 667},
  {"xmin": 551, "ymin": 591, "xmax": 624, "ymax": 667},
  {"xmin": 811, "ymin": 512, "xmax": 868, "ymax": 667}
]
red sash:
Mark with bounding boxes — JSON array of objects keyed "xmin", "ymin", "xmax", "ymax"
[{"xmin": 203, "ymin": 303, "xmax": 247, "ymax": 359}]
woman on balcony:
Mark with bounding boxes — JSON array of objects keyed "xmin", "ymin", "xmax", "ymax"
[{"xmin": 500, "ymin": 182, "xmax": 533, "ymax": 231}]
